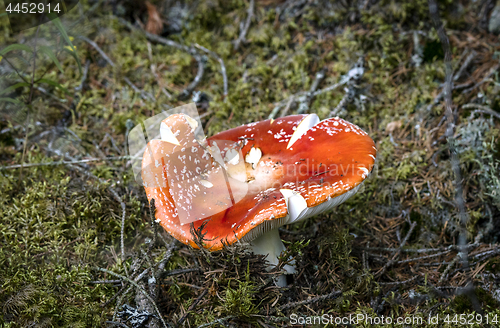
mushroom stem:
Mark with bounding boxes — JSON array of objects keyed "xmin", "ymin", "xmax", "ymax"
[{"xmin": 249, "ymin": 228, "xmax": 295, "ymax": 287}]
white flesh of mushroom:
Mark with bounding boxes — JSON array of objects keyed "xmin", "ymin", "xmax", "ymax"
[
  {"xmin": 249, "ymin": 228, "xmax": 295, "ymax": 287},
  {"xmin": 225, "ymin": 149, "xmax": 248, "ymax": 182},
  {"xmin": 248, "ymin": 183, "xmax": 363, "ymax": 287},
  {"xmin": 245, "ymin": 147, "xmax": 262, "ymax": 169},
  {"xmin": 224, "ymin": 148, "xmax": 240, "ymax": 165},
  {"xmin": 160, "ymin": 122, "xmax": 181, "ymax": 145},
  {"xmin": 208, "ymin": 141, "xmax": 225, "ymax": 168},
  {"xmin": 279, "ymin": 189, "xmax": 308, "ymax": 224},
  {"xmin": 287, "ymin": 114, "xmax": 320, "ymax": 149},
  {"xmin": 184, "ymin": 115, "xmax": 199, "ymax": 131}
]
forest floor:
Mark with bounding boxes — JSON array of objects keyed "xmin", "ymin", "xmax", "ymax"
[{"xmin": 1, "ymin": 0, "xmax": 500, "ymax": 327}]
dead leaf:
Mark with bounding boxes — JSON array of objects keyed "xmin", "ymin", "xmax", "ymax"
[
  {"xmin": 145, "ymin": 1, "xmax": 163, "ymax": 35},
  {"xmin": 386, "ymin": 120, "xmax": 402, "ymax": 134}
]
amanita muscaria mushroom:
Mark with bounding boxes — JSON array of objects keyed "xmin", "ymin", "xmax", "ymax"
[{"xmin": 141, "ymin": 113, "xmax": 376, "ymax": 285}]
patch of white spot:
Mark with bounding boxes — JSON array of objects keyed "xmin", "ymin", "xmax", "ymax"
[
  {"xmin": 184, "ymin": 115, "xmax": 199, "ymax": 131},
  {"xmin": 160, "ymin": 122, "xmax": 181, "ymax": 145},
  {"xmin": 287, "ymin": 114, "xmax": 320, "ymax": 149},
  {"xmin": 224, "ymin": 148, "xmax": 240, "ymax": 165},
  {"xmin": 359, "ymin": 166, "xmax": 369, "ymax": 178},
  {"xmin": 245, "ymin": 147, "xmax": 262, "ymax": 169},
  {"xmin": 199, "ymin": 180, "xmax": 213, "ymax": 188},
  {"xmin": 280, "ymin": 189, "xmax": 308, "ymax": 224}
]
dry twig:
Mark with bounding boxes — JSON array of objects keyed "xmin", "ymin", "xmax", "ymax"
[
  {"xmin": 453, "ymin": 50, "xmax": 476, "ymax": 81},
  {"xmin": 179, "ymin": 54, "xmax": 205, "ymax": 100},
  {"xmin": 0, "ymin": 156, "xmax": 130, "ymax": 170},
  {"xmin": 329, "ymin": 57, "xmax": 365, "ymax": 117},
  {"xmin": 97, "ymin": 267, "xmax": 170, "ymax": 328},
  {"xmin": 428, "ymin": 5, "xmax": 479, "ymax": 313},
  {"xmin": 77, "ymin": 36, "xmax": 155, "ymax": 102},
  {"xmin": 278, "ymin": 289, "xmax": 342, "ymax": 311},
  {"xmin": 463, "ymin": 63, "xmax": 500, "ymax": 94},
  {"xmin": 464, "ymin": 103, "xmax": 500, "ymax": 120},
  {"xmin": 378, "ymin": 275, "xmax": 420, "ymax": 286},
  {"xmin": 296, "ymin": 67, "xmax": 327, "ymax": 115},
  {"xmin": 268, "ymin": 75, "xmax": 346, "ymax": 119},
  {"xmin": 429, "ymin": 0, "xmax": 470, "ymax": 270},
  {"xmin": 194, "ymin": 43, "xmax": 228, "ymax": 100},
  {"xmin": 375, "ymin": 221, "xmax": 417, "ymax": 278},
  {"xmin": 196, "ymin": 316, "xmax": 236, "ymax": 328},
  {"xmin": 175, "ymin": 289, "xmax": 208, "ymax": 327},
  {"xmin": 116, "ymin": 17, "xmax": 205, "ymax": 99},
  {"xmin": 234, "ymin": 0, "xmax": 255, "ymax": 50}
]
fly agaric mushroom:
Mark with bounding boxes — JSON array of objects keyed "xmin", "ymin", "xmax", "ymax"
[{"xmin": 141, "ymin": 113, "xmax": 376, "ymax": 286}]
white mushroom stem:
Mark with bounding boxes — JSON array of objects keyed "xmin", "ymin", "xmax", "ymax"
[
  {"xmin": 248, "ymin": 185, "xmax": 365, "ymax": 287},
  {"xmin": 249, "ymin": 228, "xmax": 295, "ymax": 287}
]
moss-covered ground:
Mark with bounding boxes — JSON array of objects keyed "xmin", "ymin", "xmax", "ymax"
[{"xmin": 1, "ymin": 0, "xmax": 500, "ymax": 327}]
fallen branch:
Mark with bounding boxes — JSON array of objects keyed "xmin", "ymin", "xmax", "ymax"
[
  {"xmin": 268, "ymin": 76, "xmax": 346, "ymax": 119},
  {"xmin": 175, "ymin": 289, "xmax": 208, "ymax": 327},
  {"xmin": 194, "ymin": 43, "xmax": 228, "ymax": 100},
  {"xmin": 196, "ymin": 316, "xmax": 236, "ymax": 328},
  {"xmin": 179, "ymin": 54, "xmax": 205, "ymax": 100},
  {"xmin": 471, "ymin": 247, "xmax": 500, "ymax": 262},
  {"xmin": 296, "ymin": 67, "xmax": 327, "ymax": 115},
  {"xmin": 329, "ymin": 57, "xmax": 365, "ymax": 117},
  {"xmin": 429, "ymin": 6, "xmax": 478, "ymax": 313},
  {"xmin": 105, "ymin": 240, "xmax": 177, "ymax": 311},
  {"xmin": 453, "ymin": 50, "xmax": 476, "ymax": 81},
  {"xmin": 234, "ymin": 0, "xmax": 255, "ymax": 50},
  {"xmin": 116, "ymin": 17, "xmax": 205, "ymax": 99},
  {"xmin": 329, "ymin": 87, "xmax": 355, "ymax": 117},
  {"xmin": 163, "ymin": 267, "xmax": 202, "ymax": 277},
  {"xmin": 77, "ymin": 36, "xmax": 155, "ymax": 102},
  {"xmin": 279, "ymin": 95, "xmax": 295, "ymax": 117},
  {"xmin": 97, "ymin": 267, "xmax": 171, "ymax": 328},
  {"xmin": 378, "ymin": 275, "xmax": 420, "ymax": 286},
  {"xmin": 396, "ymin": 249, "xmax": 453, "ymax": 265},
  {"xmin": 464, "ymin": 103, "xmax": 500, "ymax": 120},
  {"xmin": 278, "ymin": 289, "xmax": 342, "ymax": 311},
  {"xmin": 90, "ymin": 280, "xmax": 123, "ymax": 285},
  {"xmin": 462, "ymin": 63, "xmax": 500, "ymax": 94},
  {"xmin": 375, "ymin": 221, "xmax": 417, "ymax": 278},
  {"xmin": 117, "ymin": 17, "xmax": 195, "ymax": 55}
]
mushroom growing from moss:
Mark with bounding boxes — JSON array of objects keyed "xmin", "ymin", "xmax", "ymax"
[{"xmin": 141, "ymin": 113, "xmax": 376, "ymax": 286}]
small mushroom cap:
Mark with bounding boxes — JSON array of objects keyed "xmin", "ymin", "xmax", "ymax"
[{"xmin": 142, "ymin": 114, "xmax": 376, "ymax": 250}]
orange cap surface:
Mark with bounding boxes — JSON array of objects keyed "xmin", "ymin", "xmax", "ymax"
[{"xmin": 142, "ymin": 114, "xmax": 376, "ymax": 250}]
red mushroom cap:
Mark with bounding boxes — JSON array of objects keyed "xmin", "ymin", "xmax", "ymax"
[{"xmin": 142, "ymin": 113, "xmax": 376, "ymax": 250}]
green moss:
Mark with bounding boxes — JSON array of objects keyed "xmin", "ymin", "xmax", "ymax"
[
  {"xmin": 1, "ymin": 0, "xmax": 500, "ymax": 325},
  {"xmin": 0, "ymin": 151, "xmax": 144, "ymax": 326},
  {"xmin": 451, "ymin": 288, "xmax": 500, "ymax": 313},
  {"xmin": 486, "ymin": 258, "xmax": 500, "ymax": 274},
  {"xmin": 221, "ymin": 264, "xmax": 258, "ymax": 317}
]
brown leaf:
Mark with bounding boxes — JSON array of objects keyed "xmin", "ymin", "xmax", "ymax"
[
  {"xmin": 385, "ymin": 120, "xmax": 402, "ymax": 134},
  {"xmin": 145, "ymin": 1, "xmax": 163, "ymax": 35}
]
